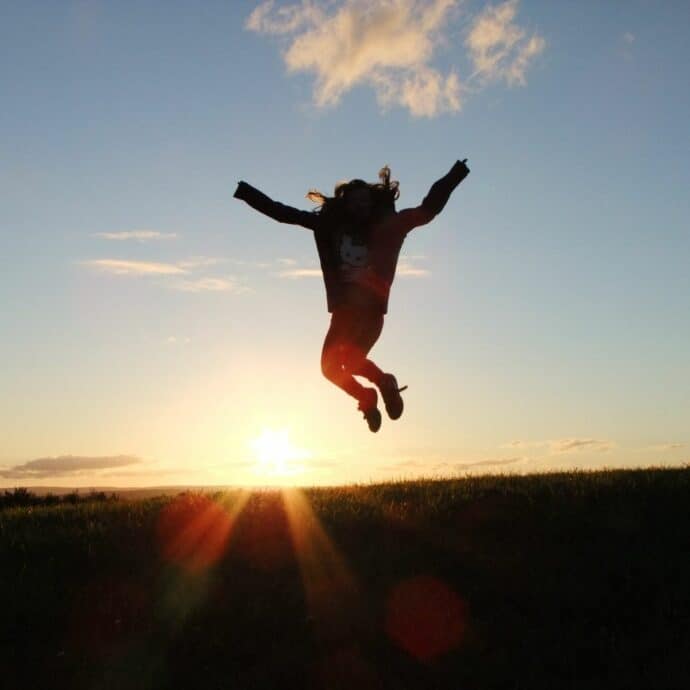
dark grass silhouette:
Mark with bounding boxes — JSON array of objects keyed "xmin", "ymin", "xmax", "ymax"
[
  {"xmin": 2, "ymin": 467, "xmax": 689, "ymax": 689},
  {"xmin": 0, "ymin": 487, "xmax": 118, "ymax": 509}
]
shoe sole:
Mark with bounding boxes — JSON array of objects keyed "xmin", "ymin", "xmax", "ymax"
[
  {"xmin": 365, "ymin": 408, "xmax": 382, "ymax": 432},
  {"xmin": 359, "ymin": 388, "xmax": 382, "ymax": 432},
  {"xmin": 382, "ymin": 376, "xmax": 406, "ymax": 420}
]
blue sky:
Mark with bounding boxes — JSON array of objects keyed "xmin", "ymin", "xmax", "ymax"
[{"xmin": 1, "ymin": 0, "xmax": 689, "ymax": 487}]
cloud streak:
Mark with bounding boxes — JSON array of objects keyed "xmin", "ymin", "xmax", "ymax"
[
  {"xmin": 502, "ymin": 438, "xmax": 615, "ymax": 454},
  {"xmin": 246, "ymin": 0, "xmax": 544, "ymax": 117},
  {"xmin": 450, "ymin": 456, "xmax": 524, "ymax": 468},
  {"xmin": 172, "ymin": 277, "xmax": 248, "ymax": 293},
  {"xmin": 550, "ymin": 438, "xmax": 614, "ymax": 454},
  {"xmin": 277, "ymin": 255, "xmax": 429, "ymax": 279},
  {"xmin": 397, "ymin": 260, "xmax": 430, "ymax": 277},
  {"xmin": 83, "ymin": 259, "xmax": 188, "ymax": 276},
  {"xmin": 278, "ymin": 267, "xmax": 322, "ymax": 278},
  {"xmin": 95, "ymin": 230, "xmax": 177, "ymax": 242},
  {"xmin": 0, "ymin": 455, "xmax": 142, "ymax": 479},
  {"xmin": 380, "ymin": 456, "xmax": 525, "ymax": 472},
  {"xmin": 83, "ymin": 256, "xmax": 249, "ymax": 294},
  {"xmin": 637, "ymin": 442, "xmax": 685, "ymax": 453},
  {"xmin": 619, "ymin": 31, "xmax": 635, "ymax": 60},
  {"xmin": 177, "ymin": 256, "xmax": 226, "ymax": 269}
]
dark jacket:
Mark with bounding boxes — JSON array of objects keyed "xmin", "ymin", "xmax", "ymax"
[{"xmin": 233, "ymin": 160, "xmax": 469, "ymax": 313}]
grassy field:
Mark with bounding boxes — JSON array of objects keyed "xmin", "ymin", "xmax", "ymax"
[{"xmin": 2, "ymin": 467, "xmax": 689, "ymax": 689}]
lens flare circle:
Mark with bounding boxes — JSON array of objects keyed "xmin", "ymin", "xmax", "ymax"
[{"xmin": 385, "ymin": 575, "xmax": 468, "ymax": 661}]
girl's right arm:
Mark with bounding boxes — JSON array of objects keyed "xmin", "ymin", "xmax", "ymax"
[{"xmin": 234, "ymin": 181, "xmax": 318, "ymax": 231}]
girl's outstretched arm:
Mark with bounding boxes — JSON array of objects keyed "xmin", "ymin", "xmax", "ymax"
[
  {"xmin": 397, "ymin": 159, "xmax": 470, "ymax": 234},
  {"xmin": 234, "ymin": 181, "xmax": 319, "ymax": 231}
]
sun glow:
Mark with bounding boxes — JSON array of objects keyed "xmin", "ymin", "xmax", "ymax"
[{"xmin": 249, "ymin": 428, "xmax": 310, "ymax": 480}]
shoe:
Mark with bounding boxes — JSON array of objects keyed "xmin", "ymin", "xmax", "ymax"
[
  {"xmin": 379, "ymin": 373, "xmax": 407, "ymax": 420},
  {"xmin": 357, "ymin": 387, "xmax": 382, "ymax": 433}
]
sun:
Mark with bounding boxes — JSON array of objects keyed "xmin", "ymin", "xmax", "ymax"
[{"xmin": 249, "ymin": 428, "xmax": 309, "ymax": 479}]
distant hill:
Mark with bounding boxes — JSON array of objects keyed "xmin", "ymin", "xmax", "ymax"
[{"xmin": 14, "ymin": 484, "xmax": 240, "ymax": 499}]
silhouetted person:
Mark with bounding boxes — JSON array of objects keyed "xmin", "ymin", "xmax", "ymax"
[{"xmin": 233, "ymin": 159, "xmax": 470, "ymax": 431}]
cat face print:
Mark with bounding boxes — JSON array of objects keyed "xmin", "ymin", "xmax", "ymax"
[{"xmin": 340, "ymin": 234, "xmax": 368, "ymax": 267}]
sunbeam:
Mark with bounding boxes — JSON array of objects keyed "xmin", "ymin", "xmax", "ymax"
[
  {"xmin": 157, "ymin": 490, "xmax": 250, "ymax": 575},
  {"xmin": 281, "ymin": 487, "xmax": 380, "ymax": 685}
]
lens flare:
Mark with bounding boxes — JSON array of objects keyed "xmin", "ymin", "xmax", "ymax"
[
  {"xmin": 385, "ymin": 575, "xmax": 468, "ymax": 661},
  {"xmin": 282, "ymin": 488, "xmax": 360, "ymax": 638},
  {"xmin": 156, "ymin": 491, "xmax": 248, "ymax": 574}
]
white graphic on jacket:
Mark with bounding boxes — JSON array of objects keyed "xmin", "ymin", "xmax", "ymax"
[
  {"xmin": 340, "ymin": 234, "xmax": 368, "ymax": 267},
  {"xmin": 337, "ymin": 233, "xmax": 370, "ymax": 287}
]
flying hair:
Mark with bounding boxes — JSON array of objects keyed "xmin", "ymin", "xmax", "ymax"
[{"xmin": 306, "ymin": 166, "xmax": 400, "ymax": 221}]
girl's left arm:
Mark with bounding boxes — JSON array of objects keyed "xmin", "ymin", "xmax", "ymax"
[{"xmin": 398, "ymin": 159, "xmax": 470, "ymax": 234}]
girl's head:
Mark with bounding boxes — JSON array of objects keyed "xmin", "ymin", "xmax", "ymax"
[
  {"xmin": 341, "ymin": 182, "xmax": 373, "ymax": 222},
  {"xmin": 307, "ymin": 166, "xmax": 400, "ymax": 223}
]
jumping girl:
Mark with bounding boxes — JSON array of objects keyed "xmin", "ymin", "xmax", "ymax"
[{"xmin": 233, "ymin": 159, "xmax": 470, "ymax": 432}]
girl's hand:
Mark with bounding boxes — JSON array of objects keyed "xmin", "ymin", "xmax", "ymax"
[{"xmin": 458, "ymin": 159, "xmax": 470, "ymax": 180}]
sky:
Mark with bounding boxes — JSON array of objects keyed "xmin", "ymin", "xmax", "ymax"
[{"xmin": 1, "ymin": 0, "xmax": 689, "ymax": 488}]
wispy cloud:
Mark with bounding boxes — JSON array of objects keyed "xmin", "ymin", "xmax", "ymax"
[
  {"xmin": 95, "ymin": 230, "xmax": 177, "ymax": 242},
  {"xmin": 227, "ymin": 258, "xmax": 272, "ymax": 269},
  {"xmin": 380, "ymin": 456, "xmax": 525, "ymax": 472},
  {"xmin": 246, "ymin": 0, "xmax": 323, "ymax": 34},
  {"xmin": 278, "ymin": 256, "xmax": 428, "ymax": 279},
  {"xmin": 0, "ymin": 455, "xmax": 142, "ymax": 479},
  {"xmin": 83, "ymin": 259, "xmax": 188, "ymax": 275},
  {"xmin": 397, "ymin": 260, "xmax": 430, "ymax": 277},
  {"xmin": 638, "ymin": 442, "xmax": 685, "ymax": 452},
  {"xmin": 501, "ymin": 439, "xmax": 532, "ymax": 448},
  {"xmin": 619, "ymin": 31, "xmax": 635, "ymax": 60},
  {"xmin": 177, "ymin": 256, "xmax": 226, "ymax": 269},
  {"xmin": 466, "ymin": 0, "xmax": 545, "ymax": 87},
  {"xmin": 502, "ymin": 438, "xmax": 615, "ymax": 454},
  {"xmin": 278, "ymin": 267, "xmax": 322, "ymax": 278},
  {"xmin": 171, "ymin": 277, "xmax": 249, "ymax": 293},
  {"xmin": 83, "ymin": 256, "xmax": 249, "ymax": 293},
  {"xmin": 451, "ymin": 456, "xmax": 525, "ymax": 468},
  {"xmin": 550, "ymin": 438, "xmax": 614, "ymax": 454},
  {"xmin": 246, "ymin": 0, "xmax": 544, "ymax": 117}
]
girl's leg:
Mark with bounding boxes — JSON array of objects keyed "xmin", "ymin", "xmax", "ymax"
[
  {"xmin": 320, "ymin": 308, "xmax": 387, "ymax": 432},
  {"xmin": 353, "ymin": 358, "xmax": 385, "ymax": 386},
  {"xmin": 349, "ymin": 311, "xmax": 405, "ymax": 420},
  {"xmin": 321, "ymin": 341, "xmax": 368, "ymax": 400},
  {"xmin": 351, "ymin": 311, "xmax": 385, "ymax": 385},
  {"xmin": 320, "ymin": 308, "xmax": 384, "ymax": 399},
  {"xmin": 321, "ymin": 311, "xmax": 368, "ymax": 400}
]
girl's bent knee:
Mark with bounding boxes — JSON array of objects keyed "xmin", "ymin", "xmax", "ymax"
[{"xmin": 321, "ymin": 352, "xmax": 339, "ymax": 381}]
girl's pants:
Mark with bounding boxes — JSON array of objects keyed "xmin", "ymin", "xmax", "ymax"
[{"xmin": 320, "ymin": 305, "xmax": 385, "ymax": 401}]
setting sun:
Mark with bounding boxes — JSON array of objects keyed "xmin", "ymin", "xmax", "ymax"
[{"xmin": 249, "ymin": 429, "xmax": 310, "ymax": 480}]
